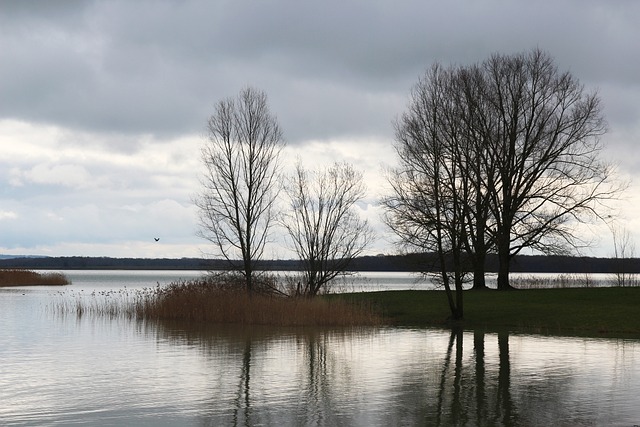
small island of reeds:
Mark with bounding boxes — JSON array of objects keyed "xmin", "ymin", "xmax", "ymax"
[
  {"xmin": 61, "ymin": 275, "xmax": 382, "ymax": 327},
  {"xmin": 0, "ymin": 268, "xmax": 71, "ymax": 286},
  {"xmin": 136, "ymin": 279, "xmax": 382, "ymax": 327}
]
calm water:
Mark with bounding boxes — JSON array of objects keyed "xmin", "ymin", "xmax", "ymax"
[{"xmin": 1, "ymin": 270, "xmax": 639, "ymax": 426}]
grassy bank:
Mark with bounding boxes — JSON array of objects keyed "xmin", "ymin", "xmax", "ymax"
[
  {"xmin": 338, "ymin": 287, "xmax": 640, "ymax": 337},
  {"xmin": 0, "ymin": 268, "xmax": 70, "ymax": 286}
]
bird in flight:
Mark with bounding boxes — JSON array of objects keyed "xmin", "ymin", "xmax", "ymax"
[{"xmin": 154, "ymin": 238, "xmax": 160, "ymax": 242}]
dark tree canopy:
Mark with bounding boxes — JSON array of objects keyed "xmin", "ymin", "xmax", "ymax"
[{"xmin": 384, "ymin": 49, "xmax": 619, "ymax": 311}]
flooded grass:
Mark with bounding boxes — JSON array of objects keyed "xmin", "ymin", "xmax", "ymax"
[
  {"xmin": 54, "ymin": 277, "xmax": 382, "ymax": 327},
  {"xmin": 0, "ymin": 268, "xmax": 70, "ymax": 286}
]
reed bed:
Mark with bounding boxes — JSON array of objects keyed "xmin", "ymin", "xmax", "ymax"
[
  {"xmin": 510, "ymin": 273, "xmax": 640, "ymax": 289},
  {"xmin": 509, "ymin": 273, "xmax": 597, "ymax": 289},
  {"xmin": 55, "ymin": 276, "xmax": 382, "ymax": 327},
  {"xmin": 54, "ymin": 288, "xmax": 137, "ymax": 319},
  {"xmin": 0, "ymin": 268, "xmax": 70, "ymax": 286}
]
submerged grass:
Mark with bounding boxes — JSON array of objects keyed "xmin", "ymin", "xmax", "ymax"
[
  {"xmin": 342, "ymin": 287, "xmax": 640, "ymax": 337},
  {"xmin": 0, "ymin": 268, "xmax": 70, "ymax": 286}
]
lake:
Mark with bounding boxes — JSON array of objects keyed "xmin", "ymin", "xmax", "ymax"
[{"xmin": 1, "ymin": 270, "xmax": 639, "ymax": 426}]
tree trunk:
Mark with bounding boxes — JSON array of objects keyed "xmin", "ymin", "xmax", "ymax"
[
  {"xmin": 437, "ymin": 253, "xmax": 459, "ymax": 319},
  {"xmin": 244, "ymin": 262, "xmax": 253, "ymax": 294},
  {"xmin": 471, "ymin": 195, "xmax": 489, "ymax": 290},
  {"xmin": 496, "ymin": 225, "xmax": 515, "ymax": 290},
  {"xmin": 454, "ymin": 286, "xmax": 464, "ymax": 319},
  {"xmin": 471, "ymin": 252, "xmax": 488, "ymax": 290},
  {"xmin": 496, "ymin": 249, "xmax": 514, "ymax": 291},
  {"xmin": 441, "ymin": 272, "xmax": 458, "ymax": 319},
  {"xmin": 453, "ymin": 267, "xmax": 464, "ymax": 320}
]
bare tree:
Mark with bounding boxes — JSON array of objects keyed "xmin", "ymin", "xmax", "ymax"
[
  {"xmin": 481, "ymin": 49, "xmax": 618, "ymax": 290},
  {"xmin": 195, "ymin": 87, "xmax": 284, "ymax": 293},
  {"xmin": 282, "ymin": 161, "xmax": 374, "ymax": 297},
  {"xmin": 455, "ymin": 65, "xmax": 499, "ymax": 290},
  {"xmin": 383, "ymin": 65, "xmax": 473, "ymax": 319},
  {"xmin": 386, "ymin": 49, "xmax": 621, "ymax": 301}
]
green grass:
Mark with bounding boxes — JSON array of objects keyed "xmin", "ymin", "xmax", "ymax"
[{"xmin": 335, "ymin": 287, "xmax": 640, "ymax": 338}]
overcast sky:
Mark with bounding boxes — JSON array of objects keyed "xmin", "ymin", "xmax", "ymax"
[{"xmin": 1, "ymin": 0, "xmax": 639, "ymax": 259}]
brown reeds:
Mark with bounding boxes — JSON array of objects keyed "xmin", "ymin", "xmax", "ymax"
[
  {"xmin": 57, "ymin": 276, "xmax": 383, "ymax": 327},
  {"xmin": 0, "ymin": 268, "xmax": 70, "ymax": 286}
]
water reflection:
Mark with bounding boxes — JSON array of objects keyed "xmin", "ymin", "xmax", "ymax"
[
  {"xmin": 379, "ymin": 328, "xmax": 523, "ymax": 426},
  {"xmin": 2, "ymin": 294, "xmax": 639, "ymax": 426},
  {"xmin": 147, "ymin": 322, "xmax": 374, "ymax": 426},
  {"xmin": 384, "ymin": 328, "xmax": 581, "ymax": 426},
  {"xmin": 144, "ymin": 321, "xmax": 639, "ymax": 426}
]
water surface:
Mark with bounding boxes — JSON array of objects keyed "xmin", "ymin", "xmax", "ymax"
[{"xmin": 1, "ymin": 271, "xmax": 638, "ymax": 426}]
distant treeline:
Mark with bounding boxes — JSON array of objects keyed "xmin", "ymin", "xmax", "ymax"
[{"xmin": 0, "ymin": 253, "xmax": 638, "ymax": 273}]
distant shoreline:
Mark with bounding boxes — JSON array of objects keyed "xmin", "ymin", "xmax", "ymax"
[{"xmin": 1, "ymin": 254, "xmax": 640, "ymax": 273}]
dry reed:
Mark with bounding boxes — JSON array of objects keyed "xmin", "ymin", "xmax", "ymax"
[
  {"xmin": 0, "ymin": 268, "xmax": 70, "ymax": 286},
  {"xmin": 56, "ymin": 276, "xmax": 383, "ymax": 327}
]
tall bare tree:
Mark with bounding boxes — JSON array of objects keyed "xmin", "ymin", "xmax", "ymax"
[
  {"xmin": 383, "ymin": 65, "xmax": 473, "ymax": 319},
  {"xmin": 195, "ymin": 87, "xmax": 284, "ymax": 293},
  {"xmin": 482, "ymin": 49, "xmax": 617, "ymax": 289},
  {"xmin": 385, "ymin": 49, "xmax": 620, "ymax": 303},
  {"xmin": 455, "ymin": 65, "xmax": 498, "ymax": 290},
  {"xmin": 282, "ymin": 161, "xmax": 373, "ymax": 297}
]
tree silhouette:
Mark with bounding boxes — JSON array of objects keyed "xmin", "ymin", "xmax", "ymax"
[{"xmin": 195, "ymin": 87, "xmax": 284, "ymax": 293}]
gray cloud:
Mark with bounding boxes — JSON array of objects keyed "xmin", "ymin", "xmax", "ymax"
[
  {"xmin": 2, "ymin": 1, "xmax": 637, "ymax": 143},
  {"xmin": 1, "ymin": 0, "xmax": 639, "ymax": 256}
]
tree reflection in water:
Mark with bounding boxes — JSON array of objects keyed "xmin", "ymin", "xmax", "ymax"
[
  {"xmin": 232, "ymin": 338, "xmax": 252, "ymax": 426},
  {"xmin": 473, "ymin": 330, "xmax": 487, "ymax": 423},
  {"xmin": 147, "ymin": 320, "xmax": 625, "ymax": 426},
  {"xmin": 496, "ymin": 331, "xmax": 516, "ymax": 425},
  {"xmin": 434, "ymin": 328, "xmax": 518, "ymax": 426}
]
